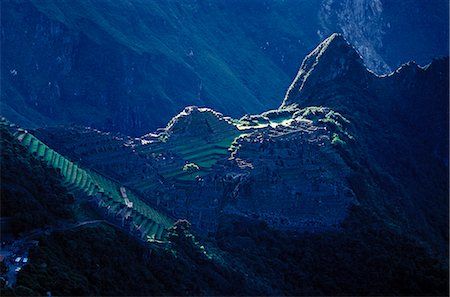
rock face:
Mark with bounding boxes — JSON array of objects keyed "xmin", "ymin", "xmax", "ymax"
[
  {"xmin": 319, "ymin": 0, "xmax": 390, "ymax": 73},
  {"xmin": 38, "ymin": 105, "xmax": 357, "ymax": 233},
  {"xmin": 318, "ymin": 0, "xmax": 449, "ymax": 73},
  {"xmin": 282, "ymin": 33, "xmax": 370, "ymax": 107}
]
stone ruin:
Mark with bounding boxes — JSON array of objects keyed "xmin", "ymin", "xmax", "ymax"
[{"xmin": 37, "ymin": 106, "xmax": 357, "ymax": 234}]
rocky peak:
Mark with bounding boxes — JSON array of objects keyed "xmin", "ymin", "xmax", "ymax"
[
  {"xmin": 281, "ymin": 33, "xmax": 369, "ymax": 107},
  {"xmin": 165, "ymin": 106, "xmax": 237, "ymax": 137}
]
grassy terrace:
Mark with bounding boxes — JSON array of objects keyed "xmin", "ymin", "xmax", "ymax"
[
  {"xmin": 133, "ymin": 113, "xmax": 297, "ymax": 185},
  {"xmin": 13, "ymin": 129, "xmax": 174, "ymax": 240},
  {"xmin": 137, "ymin": 131, "xmax": 239, "ymax": 182}
]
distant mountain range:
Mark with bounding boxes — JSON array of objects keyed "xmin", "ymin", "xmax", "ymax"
[{"xmin": 1, "ymin": 0, "xmax": 448, "ymax": 135}]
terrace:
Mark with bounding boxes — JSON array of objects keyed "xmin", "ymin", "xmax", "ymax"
[{"xmin": 14, "ymin": 130, "xmax": 174, "ymax": 241}]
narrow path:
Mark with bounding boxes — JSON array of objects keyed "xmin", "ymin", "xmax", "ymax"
[{"xmin": 2, "ymin": 220, "xmax": 105, "ymax": 287}]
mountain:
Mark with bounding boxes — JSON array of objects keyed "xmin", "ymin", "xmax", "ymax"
[
  {"xmin": 1, "ymin": 19, "xmax": 448, "ymax": 295},
  {"xmin": 282, "ymin": 34, "xmax": 449, "ymax": 257},
  {"xmin": 1, "ymin": 0, "xmax": 448, "ymax": 135},
  {"xmin": 32, "ymin": 34, "xmax": 448, "ymax": 252},
  {"xmin": 282, "ymin": 33, "xmax": 369, "ymax": 107}
]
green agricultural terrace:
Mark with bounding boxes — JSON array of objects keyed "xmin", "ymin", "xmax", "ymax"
[
  {"xmin": 137, "ymin": 131, "xmax": 240, "ymax": 182},
  {"xmin": 1, "ymin": 118, "xmax": 174, "ymax": 241},
  {"xmin": 135, "ymin": 107, "xmax": 246, "ymax": 182}
]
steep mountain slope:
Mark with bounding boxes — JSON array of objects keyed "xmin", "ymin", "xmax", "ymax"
[
  {"xmin": 1, "ymin": 0, "xmax": 447, "ymax": 135},
  {"xmin": 1, "ymin": 120, "xmax": 447, "ymax": 296},
  {"xmin": 34, "ymin": 30, "xmax": 448, "ymax": 251},
  {"xmin": 0, "ymin": 124, "xmax": 75, "ymax": 235},
  {"xmin": 283, "ymin": 33, "xmax": 370, "ymax": 107},
  {"xmin": 2, "ymin": 121, "xmax": 447, "ymax": 295},
  {"xmin": 0, "ymin": 0, "xmax": 300, "ymax": 135},
  {"xmin": 318, "ymin": 0, "xmax": 449, "ymax": 72},
  {"xmin": 38, "ymin": 33, "xmax": 448, "ymax": 259},
  {"xmin": 0, "ymin": 130, "xmax": 263, "ymax": 295},
  {"xmin": 282, "ymin": 33, "xmax": 449, "ymax": 257},
  {"xmin": 1, "ymin": 32, "xmax": 448, "ymax": 295},
  {"xmin": 1, "ymin": 118, "xmax": 174, "ymax": 241}
]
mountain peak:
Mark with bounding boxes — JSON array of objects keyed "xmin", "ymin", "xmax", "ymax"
[
  {"xmin": 165, "ymin": 106, "xmax": 236, "ymax": 137},
  {"xmin": 320, "ymin": 33, "xmax": 351, "ymax": 50},
  {"xmin": 281, "ymin": 33, "xmax": 368, "ymax": 107}
]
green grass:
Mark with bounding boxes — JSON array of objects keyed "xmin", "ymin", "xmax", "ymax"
[{"xmin": 136, "ymin": 131, "xmax": 241, "ymax": 183}]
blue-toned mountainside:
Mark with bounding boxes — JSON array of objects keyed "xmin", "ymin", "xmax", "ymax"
[
  {"xmin": 1, "ymin": 0, "xmax": 448, "ymax": 135},
  {"xmin": 32, "ymin": 34, "xmax": 448, "ymax": 254},
  {"xmin": 1, "ymin": 1, "xmax": 448, "ymax": 293},
  {"xmin": 2, "ymin": 34, "xmax": 442, "ymax": 295},
  {"xmin": 282, "ymin": 33, "xmax": 449, "ymax": 256}
]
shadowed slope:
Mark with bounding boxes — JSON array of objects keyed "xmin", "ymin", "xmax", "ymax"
[{"xmin": 281, "ymin": 33, "xmax": 449, "ymax": 259}]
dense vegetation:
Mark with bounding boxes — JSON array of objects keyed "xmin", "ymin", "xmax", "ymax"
[
  {"xmin": 0, "ymin": 127, "xmax": 75, "ymax": 235},
  {"xmin": 2, "ymin": 221, "xmax": 255, "ymax": 296},
  {"xmin": 216, "ymin": 212, "xmax": 448, "ymax": 296},
  {"xmin": 2, "ymin": 210, "xmax": 447, "ymax": 296}
]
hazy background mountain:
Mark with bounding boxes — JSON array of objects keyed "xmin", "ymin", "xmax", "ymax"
[{"xmin": 1, "ymin": 0, "xmax": 448, "ymax": 135}]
